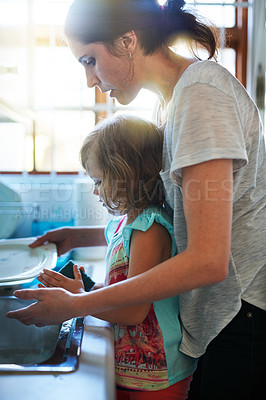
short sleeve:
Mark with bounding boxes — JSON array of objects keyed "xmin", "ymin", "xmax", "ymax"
[
  {"xmin": 168, "ymin": 83, "xmax": 248, "ymax": 185},
  {"xmin": 122, "ymin": 207, "xmax": 177, "ymax": 258}
]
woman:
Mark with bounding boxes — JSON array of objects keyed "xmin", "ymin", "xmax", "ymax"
[{"xmin": 7, "ymin": 1, "xmax": 266, "ymax": 399}]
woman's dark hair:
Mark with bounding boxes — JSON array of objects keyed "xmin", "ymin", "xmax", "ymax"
[{"xmin": 65, "ymin": 0, "xmax": 217, "ymax": 60}]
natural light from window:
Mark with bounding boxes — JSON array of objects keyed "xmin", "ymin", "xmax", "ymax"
[{"xmin": 0, "ymin": 0, "xmax": 255, "ymax": 173}]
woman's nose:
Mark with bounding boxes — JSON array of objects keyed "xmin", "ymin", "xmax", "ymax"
[
  {"xmin": 85, "ymin": 69, "xmax": 100, "ymax": 89},
  {"xmin": 93, "ymin": 186, "xmax": 99, "ymax": 195}
]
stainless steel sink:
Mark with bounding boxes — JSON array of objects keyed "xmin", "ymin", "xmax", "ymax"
[{"xmin": 0, "ymin": 296, "xmax": 84, "ymax": 373}]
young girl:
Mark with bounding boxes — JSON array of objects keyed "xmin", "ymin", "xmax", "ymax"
[{"xmin": 37, "ymin": 114, "xmax": 197, "ymax": 399}]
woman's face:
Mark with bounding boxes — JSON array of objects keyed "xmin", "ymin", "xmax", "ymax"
[{"xmin": 67, "ymin": 38, "xmax": 142, "ymax": 105}]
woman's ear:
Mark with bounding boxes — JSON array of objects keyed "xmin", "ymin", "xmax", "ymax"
[{"xmin": 121, "ymin": 30, "xmax": 137, "ymax": 53}]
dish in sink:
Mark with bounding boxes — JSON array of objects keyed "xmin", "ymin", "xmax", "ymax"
[{"xmin": 0, "ymin": 296, "xmax": 84, "ymax": 373}]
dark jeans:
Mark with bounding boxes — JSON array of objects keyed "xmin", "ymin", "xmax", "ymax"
[{"xmin": 187, "ymin": 300, "xmax": 266, "ymax": 400}]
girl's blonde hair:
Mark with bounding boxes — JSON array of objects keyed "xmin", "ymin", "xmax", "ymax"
[{"xmin": 80, "ymin": 114, "xmax": 164, "ymax": 214}]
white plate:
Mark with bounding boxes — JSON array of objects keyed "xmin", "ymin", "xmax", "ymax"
[{"xmin": 0, "ymin": 237, "xmax": 57, "ymax": 286}]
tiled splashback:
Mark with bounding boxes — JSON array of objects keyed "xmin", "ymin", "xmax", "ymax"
[{"xmin": 0, "ymin": 175, "xmax": 108, "ymax": 239}]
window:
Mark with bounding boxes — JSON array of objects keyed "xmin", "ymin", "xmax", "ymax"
[{"xmin": 0, "ymin": 0, "xmax": 257, "ymax": 174}]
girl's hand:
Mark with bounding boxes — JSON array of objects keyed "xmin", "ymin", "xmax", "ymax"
[
  {"xmin": 29, "ymin": 228, "xmax": 76, "ymax": 257},
  {"xmin": 29, "ymin": 227, "xmax": 106, "ymax": 256},
  {"xmin": 91, "ymin": 283, "xmax": 104, "ymax": 290},
  {"xmin": 6, "ymin": 288, "xmax": 81, "ymax": 326},
  {"xmin": 37, "ymin": 264, "xmax": 85, "ymax": 294}
]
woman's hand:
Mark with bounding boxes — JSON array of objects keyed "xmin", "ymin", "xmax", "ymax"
[
  {"xmin": 6, "ymin": 288, "xmax": 81, "ymax": 326},
  {"xmin": 37, "ymin": 264, "xmax": 85, "ymax": 294}
]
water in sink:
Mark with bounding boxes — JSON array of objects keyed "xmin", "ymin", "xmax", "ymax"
[{"xmin": 0, "ymin": 296, "xmax": 61, "ymax": 364}]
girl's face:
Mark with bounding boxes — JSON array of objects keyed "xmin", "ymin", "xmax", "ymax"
[
  {"xmin": 86, "ymin": 156, "xmax": 121, "ymax": 216},
  {"xmin": 85, "ymin": 156, "xmax": 103, "ymax": 198},
  {"xmin": 67, "ymin": 38, "xmax": 142, "ymax": 105}
]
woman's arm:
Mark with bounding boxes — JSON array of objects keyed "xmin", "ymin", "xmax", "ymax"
[
  {"xmin": 37, "ymin": 223, "xmax": 171, "ymax": 325},
  {"xmin": 180, "ymin": 158, "xmax": 233, "ymax": 283},
  {"xmin": 29, "ymin": 226, "xmax": 106, "ymax": 256},
  {"xmin": 7, "ymin": 159, "xmax": 233, "ymax": 326},
  {"xmin": 93, "ymin": 221, "xmax": 172, "ymax": 325},
  {"xmin": 88, "ymin": 158, "xmax": 233, "ymax": 304}
]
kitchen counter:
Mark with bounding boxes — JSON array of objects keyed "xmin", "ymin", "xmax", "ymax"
[
  {"xmin": 0, "ymin": 257, "xmax": 116, "ymax": 400},
  {"xmin": 0, "ymin": 316, "xmax": 115, "ymax": 400}
]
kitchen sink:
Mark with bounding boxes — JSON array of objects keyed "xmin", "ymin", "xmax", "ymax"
[{"xmin": 0, "ymin": 296, "xmax": 84, "ymax": 373}]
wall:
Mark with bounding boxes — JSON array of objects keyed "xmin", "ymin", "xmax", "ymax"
[{"xmin": 0, "ymin": 174, "xmax": 108, "ymax": 240}]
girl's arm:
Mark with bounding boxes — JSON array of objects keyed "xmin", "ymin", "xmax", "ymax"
[
  {"xmin": 29, "ymin": 226, "xmax": 106, "ymax": 256},
  {"xmin": 93, "ymin": 221, "xmax": 172, "ymax": 325},
  {"xmin": 35, "ymin": 223, "xmax": 171, "ymax": 325},
  {"xmin": 7, "ymin": 159, "xmax": 233, "ymax": 326}
]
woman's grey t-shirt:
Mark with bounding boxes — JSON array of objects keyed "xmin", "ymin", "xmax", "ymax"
[{"xmin": 160, "ymin": 60, "xmax": 266, "ymax": 358}]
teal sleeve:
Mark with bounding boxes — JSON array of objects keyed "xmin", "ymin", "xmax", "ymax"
[{"xmin": 122, "ymin": 206, "xmax": 177, "ymax": 258}]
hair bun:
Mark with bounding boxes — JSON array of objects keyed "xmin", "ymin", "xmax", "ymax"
[{"xmin": 165, "ymin": 0, "xmax": 185, "ymax": 12}]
